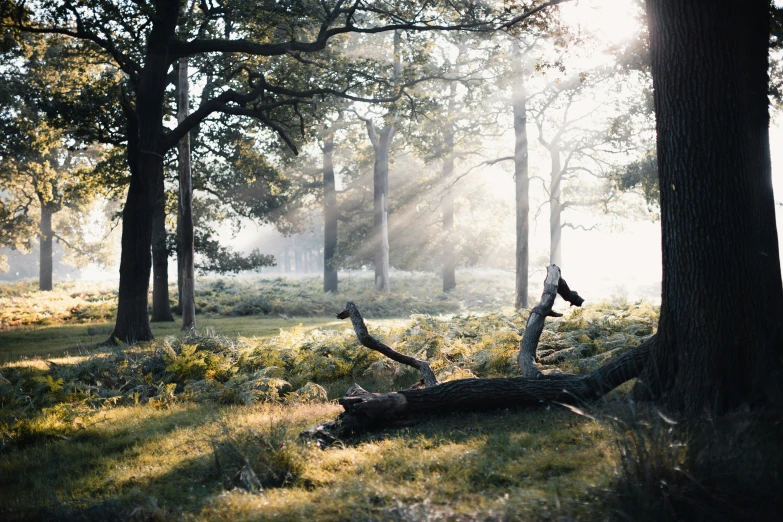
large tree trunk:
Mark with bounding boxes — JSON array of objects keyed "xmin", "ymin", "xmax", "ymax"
[
  {"xmin": 635, "ymin": 0, "xmax": 783, "ymax": 415},
  {"xmin": 372, "ymin": 127, "xmax": 394, "ymax": 293},
  {"xmin": 151, "ymin": 173, "xmax": 173, "ymax": 322},
  {"xmin": 323, "ymin": 133, "xmax": 339, "ymax": 293},
  {"xmin": 548, "ymin": 144, "xmax": 562, "ymax": 267},
  {"xmin": 38, "ymin": 205, "xmax": 53, "ymax": 291},
  {"xmin": 512, "ymin": 56, "xmax": 530, "ymax": 309},
  {"xmin": 111, "ymin": 5, "xmax": 178, "ymax": 343},
  {"xmin": 177, "ymin": 57, "xmax": 197, "ymax": 331},
  {"xmin": 112, "ymin": 149, "xmax": 159, "ymax": 342}
]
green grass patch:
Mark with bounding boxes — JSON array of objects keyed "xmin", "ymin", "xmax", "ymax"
[{"xmin": 0, "ymin": 316, "xmax": 345, "ymax": 362}]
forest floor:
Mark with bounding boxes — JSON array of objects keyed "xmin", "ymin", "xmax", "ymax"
[{"xmin": 0, "ymin": 274, "xmax": 661, "ymax": 521}]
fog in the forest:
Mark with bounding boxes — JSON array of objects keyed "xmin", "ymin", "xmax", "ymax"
[{"xmin": 3, "ymin": 0, "xmax": 782, "ymax": 305}]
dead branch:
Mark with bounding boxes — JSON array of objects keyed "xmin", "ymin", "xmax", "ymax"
[
  {"xmin": 302, "ymin": 266, "xmax": 648, "ymax": 446},
  {"xmin": 337, "ymin": 301, "xmax": 438, "ymax": 387},
  {"xmin": 519, "ymin": 264, "xmax": 584, "ymax": 377}
]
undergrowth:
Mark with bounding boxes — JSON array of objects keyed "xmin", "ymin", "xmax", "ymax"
[
  {"xmin": 0, "ymin": 271, "xmax": 518, "ymax": 329},
  {"xmin": 0, "ymin": 300, "xmax": 660, "ymax": 521},
  {"xmin": 609, "ymin": 407, "xmax": 783, "ymax": 522}
]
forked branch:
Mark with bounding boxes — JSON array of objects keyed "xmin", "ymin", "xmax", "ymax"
[
  {"xmin": 337, "ymin": 301, "xmax": 438, "ymax": 387},
  {"xmin": 519, "ymin": 264, "xmax": 584, "ymax": 377}
]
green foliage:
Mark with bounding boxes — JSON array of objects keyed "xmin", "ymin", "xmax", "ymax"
[
  {"xmin": 0, "ymin": 300, "xmax": 658, "ymax": 450},
  {"xmin": 0, "ymin": 296, "xmax": 662, "ymax": 520}
]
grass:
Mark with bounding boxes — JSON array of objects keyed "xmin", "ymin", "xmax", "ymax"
[
  {"xmin": 0, "ymin": 271, "xmax": 519, "ymax": 329},
  {"xmin": 0, "ymin": 402, "xmax": 617, "ymax": 521},
  {"xmin": 0, "ymin": 274, "xmax": 664, "ymax": 521},
  {"xmin": 0, "ymin": 316, "xmax": 346, "ymax": 362}
]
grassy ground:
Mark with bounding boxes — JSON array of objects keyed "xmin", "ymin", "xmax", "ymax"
[
  {"xmin": 0, "ymin": 271, "xmax": 517, "ymax": 329},
  {"xmin": 0, "ymin": 276, "xmax": 662, "ymax": 521},
  {"xmin": 0, "ymin": 316, "xmax": 346, "ymax": 362},
  {"xmin": 0, "ymin": 402, "xmax": 616, "ymax": 521}
]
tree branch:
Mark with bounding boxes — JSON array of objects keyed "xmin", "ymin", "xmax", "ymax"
[{"xmin": 337, "ymin": 301, "xmax": 438, "ymax": 387}]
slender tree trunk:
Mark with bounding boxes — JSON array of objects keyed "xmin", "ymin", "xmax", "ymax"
[
  {"xmin": 442, "ymin": 84, "xmax": 457, "ymax": 292},
  {"xmin": 635, "ymin": 0, "xmax": 783, "ymax": 415},
  {"xmin": 373, "ymin": 128, "xmax": 393, "ymax": 293},
  {"xmin": 283, "ymin": 246, "xmax": 291, "ymax": 273},
  {"xmin": 512, "ymin": 59, "xmax": 530, "ymax": 309},
  {"xmin": 151, "ymin": 173, "xmax": 173, "ymax": 322},
  {"xmin": 38, "ymin": 205, "xmax": 53, "ymax": 291},
  {"xmin": 442, "ymin": 190, "xmax": 456, "ymax": 292},
  {"xmin": 323, "ymin": 133, "xmax": 339, "ymax": 292},
  {"xmin": 296, "ymin": 247, "xmax": 304, "ymax": 274},
  {"xmin": 177, "ymin": 57, "xmax": 196, "ymax": 331},
  {"xmin": 548, "ymin": 144, "xmax": 562, "ymax": 267}
]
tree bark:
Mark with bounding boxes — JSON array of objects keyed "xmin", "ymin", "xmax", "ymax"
[
  {"xmin": 512, "ymin": 51, "xmax": 530, "ymax": 309},
  {"xmin": 323, "ymin": 132, "xmax": 338, "ymax": 293},
  {"xmin": 337, "ymin": 302, "xmax": 438, "ymax": 387},
  {"xmin": 442, "ymin": 83, "xmax": 457, "ymax": 292},
  {"xmin": 151, "ymin": 172, "xmax": 173, "ymax": 322},
  {"xmin": 549, "ymin": 144, "xmax": 562, "ymax": 267},
  {"xmin": 177, "ymin": 57, "xmax": 196, "ymax": 331},
  {"xmin": 372, "ymin": 126, "xmax": 394, "ymax": 293},
  {"xmin": 635, "ymin": 0, "xmax": 783, "ymax": 415},
  {"xmin": 111, "ymin": 2, "xmax": 179, "ymax": 343},
  {"xmin": 38, "ymin": 205, "xmax": 53, "ymax": 291},
  {"xmin": 518, "ymin": 265, "xmax": 584, "ymax": 377}
]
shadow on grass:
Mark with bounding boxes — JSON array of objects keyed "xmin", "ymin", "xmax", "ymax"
[{"xmin": 0, "ymin": 403, "xmax": 229, "ymax": 521}]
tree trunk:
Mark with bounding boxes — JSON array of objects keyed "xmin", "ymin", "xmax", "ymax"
[
  {"xmin": 283, "ymin": 245, "xmax": 291, "ymax": 273},
  {"xmin": 323, "ymin": 133, "xmax": 339, "ymax": 293},
  {"xmin": 112, "ymin": 149, "xmax": 159, "ymax": 342},
  {"xmin": 549, "ymin": 144, "xmax": 562, "ymax": 267},
  {"xmin": 372, "ymin": 127, "xmax": 394, "ymax": 293},
  {"xmin": 441, "ymin": 81, "xmax": 457, "ymax": 292},
  {"xmin": 302, "ymin": 282, "xmax": 643, "ymax": 443},
  {"xmin": 151, "ymin": 172, "xmax": 173, "ymax": 322},
  {"xmin": 177, "ymin": 57, "xmax": 196, "ymax": 331},
  {"xmin": 296, "ymin": 247, "xmax": 304, "ymax": 274},
  {"xmin": 512, "ymin": 56, "xmax": 530, "ymax": 309},
  {"xmin": 38, "ymin": 205, "xmax": 53, "ymax": 291},
  {"xmin": 442, "ymin": 190, "xmax": 456, "ymax": 292},
  {"xmin": 635, "ymin": 0, "xmax": 783, "ymax": 415},
  {"xmin": 111, "ymin": 5, "xmax": 179, "ymax": 343}
]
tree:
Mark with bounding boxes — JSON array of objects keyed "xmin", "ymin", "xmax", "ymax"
[
  {"xmin": 5, "ymin": 0, "xmax": 545, "ymax": 342},
  {"xmin": 0, "ymin": 36, "xmax": 115, "ymax": 290},
  {"xmin": 356, "ymin": 29, "xmax": 404, "ymax": 294},
  {"xmin": 322, "ymin": 123, "xmax": 339, "ymax": 292},
  {"xmin": 632, "ymin": 0, "xmax": 782, "ymax": 414},
  {"xmin": 176, "ymin": 56, "xmax": 195, "ymax": 331}
]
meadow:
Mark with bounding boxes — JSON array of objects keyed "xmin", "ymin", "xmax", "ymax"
[{"xmin": 0, "ymin": 272, "xmax": 667, "ymax": 521}]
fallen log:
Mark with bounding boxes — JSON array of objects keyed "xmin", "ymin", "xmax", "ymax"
[{"xmin": 301, "ymin": 266, "xmax": 651, "ymax": 445}]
